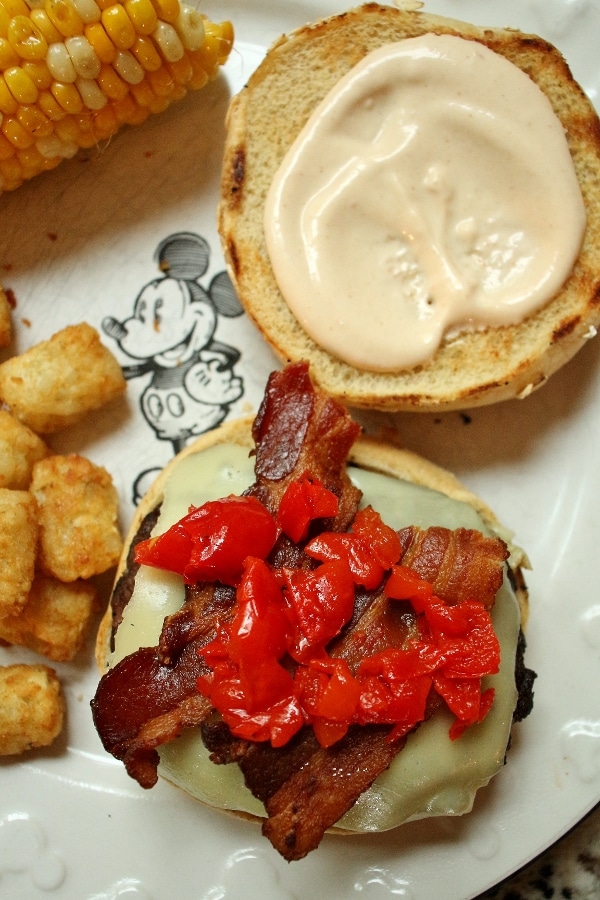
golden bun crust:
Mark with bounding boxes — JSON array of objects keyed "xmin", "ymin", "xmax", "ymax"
[{"xmin": 218, "ymin": 2, "xmax": 600, "ymax": 412}]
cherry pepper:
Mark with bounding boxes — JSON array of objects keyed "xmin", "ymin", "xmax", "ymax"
[{"xmin": 134, "ymin": 495, "xmax": 279, "ymax": 585}]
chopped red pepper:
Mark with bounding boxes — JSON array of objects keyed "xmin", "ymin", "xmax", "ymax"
[
  {"xmin": 385, "ymin": 564, "xmax": 435, "ymax": 610},
  {"xmin": 306, "ymin": 507, "xmax": 401, "ymax": 589},
  {"xmin": 352, "ymin": 507, "xmax": 402, "ymax": 569},
  {"xmin": 139, "ymin": 475, "xmax": 504, "ymax": 749},
  {"xmin": 280, "ymin": 559, "xmax": 355, "ymax": 658},
  {"xmin": 277, "ymin": 474, "xmax": 339, "ymax": 543},
  {"xmin": 134, "ymin": 495, "xmax": 278, "ymax": 586}
]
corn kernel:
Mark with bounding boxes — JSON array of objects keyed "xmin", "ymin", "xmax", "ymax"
[
  {"xmin": 84, "ymin": 21, "xmax": 116, "ymax": 63},
  {"xmin": 174, "ymin": 5, "xmax": 203, "ymax": 51},
  {"xmin": 0, "ymin": 5, "xmax": 10, "ymax": 33},
  {"xmin": 53, "ymin": 112, "xmax": 81, "ymax": 141},
  {"xmin": 36, "ymin": 131, "xmax": 76, "ymax": 158},
  {"xmin": 129, "ymin": 73, "xmax": 153, "ymax": 106},
  {"xmin": 152, "ymin": 19, "xmax": 182, "ymax": 62},
  {"xmin": 45, "ymin": 0, "xmax": 84, "ymax": 37},
  {"xmin": 101, "ymin": 3, "xmax": 134, "ymax": 50},
  {"xmin": 96, "ymin": 60, "xmax": 127, "ymax": 99},
  {"xmin": 22, "ymin": 59, "xmax": 52, "ymax": 89},
  {"xmin": 0, "ymin": 152, "xmax": 24, "ymax": 183},
  {"xmin": 70, "ymin": 0, "xmax": 101, "ymax": 24},
  {"xmin": 29, "ymin": 8, "xmax": 62, "ymax": 43},
  {"xmin": 4, "ymin": 65, "xmax": 38, "ymax": 103},
  {"xmin": 0, "ymin": 130, "xmax": 15, "ymax": 158},
  {"xmin": 193, "ymin": 31, "xmax": 219, "ymax": 78},
  {"xmin": 146, "ymin": 93, "xmax": 167, "ymax": 114},
  {"xmin": 130, "ymin": 33, "xmax": 159, "ymax": 70},
  {"xmin": 75, "ymin": 74, "xmax": 106, "ymax": 108},
  {"xmin": 124, "ymin": 0, "xmax": 156, "ymax": 35},
  {"xmin": 2, "ymin": 114, "xmax": 34, "ymax": 147},
  {"xmin": 187, "ymin": 53, "xmax": 207, "ymax": 91},
  {"xmin": 17, "ymin": 142, "xmax": 46, "ymax": 170},
  {"xmin": 167, "ymin": 52, "xmax": 191, "ymax": 86},
  {"xmin": 88, "ymin": 100, "xmax": 116, "ymax": 137},
  {"xmin": 0, "ymin": 37, "xmax": 20, "ymax": 69},
  {"xmin": 147, "ymin": 62, "xmax": 172, "ymax": 97},
  {"xmin": 46, "ymin": 41, "xmax": 77, "ymax": 81},
  {"xmin": 112, "ymin": 47, "xmax": 142, "ymax": 83},
  {"xmin": 37, "ymin": 87, "xmax": 66, "ymax": 119},
  {"xmin": 149, "ymin": 0, "xmax": 177, "ymax": 24},
  {"xmin": 65, "ymin": 34, "xmax": 101, "ymax": 77},
  {"xmin": 214, "ymin": 20, "xmax": 234, "ymax": 65},
  {"xmin": 110, "ymin": 88, "xmax": 135, "ymax": 120},
  {"xmin": 0, "ymin": 0, "xmax": 29, "ymax": 18},
  {"xmin": 7, "ymin": 15, "xmax": 48, "ymax": 60},
  {"xmin": 51, "ymin": 78, "xmax": 83, "ymax": 112},
  {"xmin": 175, "ymin": 5, "xmax": 205, "ymax": 50},
  {"xmin": 0, "ymin": 75, "xmax": 18, "ymax": 112},
  {"xmin": 17, "ymin": 103, "xmax": 53, "ymax": 136}
]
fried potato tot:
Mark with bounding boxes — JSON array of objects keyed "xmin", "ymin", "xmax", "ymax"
[
  {"xmin": 0, "ymin": 663, "xmax": 64, "ymax": 755},
  {"xmin": 31, "ymin": 454, "xmax": 123, "ymax": 582},
  {"xmin": 0, "ymin": 284, "xmax": 11, "ymax": 348},
  {"xmin": 0, "ymin": 410, "xmax": 50, "ymax": 490},
  {"xmin": 0, "ymin": 489, "xmax": 38, "ymax": 619},
  {"xmin": 0, "ymin": 575, "xmax": 97, "ymax": 662},
  {"xmin": 0, "ymin": 323, "xmax": 126, "ymax": 433}
]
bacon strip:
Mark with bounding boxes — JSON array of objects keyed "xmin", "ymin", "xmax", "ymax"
[
  {"xmin": 399, "ymin": 525, "xmax": 508, "ymax": 607},
  {"xmin": 90, "ymin": 641, "xmax": 212, "ymax": 788},
  {"xmin": 91, "ymin": 362, "xmax": 362, "ymax": 789}
]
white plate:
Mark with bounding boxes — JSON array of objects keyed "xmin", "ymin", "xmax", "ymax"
[{"xmin": 1, "ymin": 1, "xmax": 600, "ymax": 897}]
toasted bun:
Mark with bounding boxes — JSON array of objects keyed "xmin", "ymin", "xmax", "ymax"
[{"xmin": 218, "ymin": 2, "xmax": 600, "ymax": 411}]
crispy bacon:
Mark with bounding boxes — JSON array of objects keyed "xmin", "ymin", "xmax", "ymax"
[
  {"xmin": 91, "ymin": 641, "xmax": 212, "ymax": 788},
  {"xmin": 399, "ymin": 525, "xmax": 508, "ymax": 608},
  {"xmin": 91, "ymin": 362, "xmax": 362, "ymax": 790}
]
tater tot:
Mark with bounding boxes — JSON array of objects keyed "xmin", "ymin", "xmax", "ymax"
[
  {"xmin": 0, "ymin": 664, "xmax": 64, "ymax": 756},
  {"xmin": 0, "ymin": 323, "xmax": 126, "ymax": 433},
  {"xmin": 0, "ymin": 285, "xmax": 11, "ymax": 349},
  {"xmin": 0, "ymin": 489, "xmax": 38, "ymax": 619},
  {"xmin": 0, "ymin": 575, "xmax": 97, "ymax": 663},
  {"xmin": 0, "ymin": 410, "xmax": 50, "ymax": 490},
  {"xmin": 31, "ymin": 454, "xmax": 123, "ymax": 582}
]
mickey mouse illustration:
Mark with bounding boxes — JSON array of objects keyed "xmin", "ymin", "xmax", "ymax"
[{"xmin": 102, "ymin": 232, "xmax": 244, "ymax": 455}]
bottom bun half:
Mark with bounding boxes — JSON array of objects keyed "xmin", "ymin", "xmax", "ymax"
[{"xmin": 96, "ymin": 417, "xmax": 531, "ymax": 835}]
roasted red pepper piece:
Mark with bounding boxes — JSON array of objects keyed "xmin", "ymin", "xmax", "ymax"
[
  {"xmin": 385, "ymin": 564, "xmax": 435, "ymax": 610},
  {"xmin": 280, "ymin": 559, "xmax": 355, "ymax": 658},
  {"xmin": 305, "ymin": 507, "xmax": 401, "ymax": 589},
  {"xmin": 352, "ymin": 507, "xmax": 402, "ymax": 569},
  {"xmin": 277, "ymin": 474, "xmax": 339, "ymax": 543},
  {"xmin": 134, "ymin": 496, "xmax": 278, "ymax": 586}
]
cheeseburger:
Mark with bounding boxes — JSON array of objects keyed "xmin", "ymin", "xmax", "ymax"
[{"xmin": 92, "ymin": 362, "xmax": 535, "ymax": 861}]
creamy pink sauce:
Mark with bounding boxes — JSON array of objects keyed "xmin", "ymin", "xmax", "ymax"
[{"xmin": 264, "ymin": 34, "xmax": 586, "ymax": 371}]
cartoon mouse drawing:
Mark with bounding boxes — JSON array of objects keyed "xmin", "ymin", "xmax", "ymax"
[{"xmin": 102, "ymin": 232, "xmax": 244, "ymax": 458}]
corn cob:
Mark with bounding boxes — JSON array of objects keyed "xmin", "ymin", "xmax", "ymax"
[{"xmin": 0, "ymin": 0, "xmax": 233, "ymax": 192}]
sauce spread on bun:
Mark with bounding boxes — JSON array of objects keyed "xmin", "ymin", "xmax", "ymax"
[{"xmin": 264, "ymin": 35, "xmax": 586, "ymax": 371}]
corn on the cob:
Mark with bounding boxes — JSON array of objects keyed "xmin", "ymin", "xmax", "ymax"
[{"xmin": 0, "ymin": 0, "xmax": 233, "ymax": 192}]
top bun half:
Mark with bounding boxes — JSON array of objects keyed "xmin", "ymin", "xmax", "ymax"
[{"xmin": 218, "ymin": 2, "xmax": 600, "ymax": 411}]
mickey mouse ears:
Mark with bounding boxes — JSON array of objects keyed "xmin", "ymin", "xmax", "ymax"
[{"xmin": 155, "ymin": 232, "xmax": 210, "ymax": 280}]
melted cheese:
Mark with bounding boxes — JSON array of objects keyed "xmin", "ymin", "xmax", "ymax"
[{"xmin": 111, "ymin": 443, "xmax": 521, "ymax": 832}]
